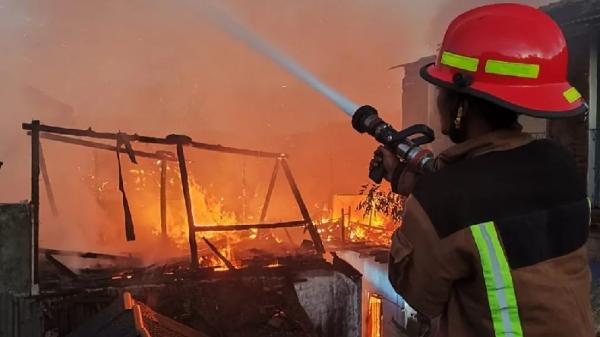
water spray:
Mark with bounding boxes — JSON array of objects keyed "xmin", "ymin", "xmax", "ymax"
[
  {"xmin": 199, "ymin": 1, "xmax": 436, "ymax": 178},
  {"xmin": 199, "ymin": 1, "xmax": 359, "ymax": 116}
]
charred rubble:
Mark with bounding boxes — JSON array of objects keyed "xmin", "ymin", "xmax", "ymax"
[{"xmin": 0, "ymin": 121, "xmax": 361, "ymax": 337}]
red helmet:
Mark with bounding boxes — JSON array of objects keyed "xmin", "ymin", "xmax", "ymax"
[{"xmin": 421, "ymin": 3, "xmax": 587, "ymax": 118}]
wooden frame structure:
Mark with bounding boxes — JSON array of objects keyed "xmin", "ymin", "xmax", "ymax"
[{"xmin": 23, "ymin": 120, "xmax": 325, "ymax": 277}]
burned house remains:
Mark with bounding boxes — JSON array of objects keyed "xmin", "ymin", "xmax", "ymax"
[{"xmin": 0, "ymin": 121, "xmax": 361, "ymax": 337}]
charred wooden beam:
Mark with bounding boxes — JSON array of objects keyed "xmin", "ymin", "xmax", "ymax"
[
  {"xmin": 39, "ymin": 142, "xmax": 59, "ymax": 217},
  {"xmin": 189, "ymin": 141, "xmax": 281, "ymax": 158},
  {"xmin": 257, "ymin": 159, "xmax": 280, "ymax": 240},
  {"xmin": 116, "ymin": 133, "xmax": 136, "ymax": 241},
  {"xmin": 34, "ymin": 132, "xmax": 177, "ymax": 161},
  {"xmin": 259, "ymin": 159, "xmax": 280, "ymax": 222},
  {"xmin": 22, "ymin": 123, "xmax": 283, "ymax": 158},
  {"xmin": 193, "ymin": 220, "xmax": 308, "ymax": 232},
  {"xmin": 39, "ymin": 248, "xmax": 137, "ymax": 261},
  {"xmin": 201, "ymin": 237, "xmax": 236, "ymax": 270},
  {"xmin": 176, "ymin": 143, "xmax": 199, "ymax": 269},
  {"xmin": 22, "ymin": 123, "xmax": 172, "ymax": 144},
  {"xmin": 280, "ymin": 158, "xmax": 325, "ymax": 254}
]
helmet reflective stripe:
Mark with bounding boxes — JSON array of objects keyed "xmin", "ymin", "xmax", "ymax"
[
  {"xmin": 485, "ymin": 59, "xmax": 540, "ymax": 79},
  {"xmin": 563, "ymin": 87, "xmax": 582, "ymax": 103},
  {"xmin": 441, "ymin": 52, "xmax": 542, "ymax": 79},
  {"xmin": 441, "ymin": 51, "xmax": 479, "ymax": 72}
]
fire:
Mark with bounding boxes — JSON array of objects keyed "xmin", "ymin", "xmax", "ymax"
[
  {"xmin": 88, "ymin": 150, "xmax": 396, "ymax": 265},
  {"xmin": 313, "ymin": 194, "xmax": 396, "ymax": 246},
  {"xmin": 124, "ymin": 162, "xmax": 238, "ymax": 249},
  {"xmin": 349, "ymin": 226, "xmax": 367, "ymax": 241}
]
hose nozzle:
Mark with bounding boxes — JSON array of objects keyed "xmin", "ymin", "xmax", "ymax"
[{"xmin": 352, "ymin": 105, "xmax": 436, "ymax": 177}]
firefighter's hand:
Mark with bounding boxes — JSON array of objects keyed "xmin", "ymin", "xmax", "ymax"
[{"xmin": 372, "ymin": 146, "xmax": 402, "ymax": 182}]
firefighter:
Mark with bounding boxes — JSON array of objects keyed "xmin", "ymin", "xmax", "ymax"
[{"xmin": 378, "ymin": 4, "xmax": 594, "ymax": 337}]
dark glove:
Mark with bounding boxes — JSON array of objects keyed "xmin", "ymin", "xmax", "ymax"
[
  {"xmin": 369, "ymin": 146, "xmax": 406, "ymax": 181},
  {"xmin": 369, "ymin": 150, "xmax": 386, "ymax": 183}
]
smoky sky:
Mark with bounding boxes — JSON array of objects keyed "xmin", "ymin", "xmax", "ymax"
[{"xmin": 0, "ymin": 0, "xmax": 553, "ymax": 250}]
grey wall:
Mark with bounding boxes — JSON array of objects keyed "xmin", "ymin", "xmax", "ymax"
[
  {"xmin": 294, "ymin": 269, "xmax": 361, "ymax": 337},
  {"xmin": 0, "ymin": 203, "xmax": 33, "ymax": 295},
  {"xmin": 0, "ymin": 203, "xmax": 40, "ymax": 337}
]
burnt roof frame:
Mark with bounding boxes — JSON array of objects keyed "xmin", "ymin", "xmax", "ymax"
[{"xmin": 22, "ymin": 120, "xmax": 324, "ymax": 277}]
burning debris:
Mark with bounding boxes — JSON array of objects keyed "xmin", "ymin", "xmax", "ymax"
[
  {"xmin": 29, "ymin": 244, "xmax": 360, "ymax": 337},
  {"xmin": 0, "ymin": 120, "xmax": 362, "ymax": 337},
  {"xmin": 313, "ymin": 189, "xmax": 400, "ymax": 247},
  {"xmin": 23, "ymin": 120, "xmax": 326, "ymax": 263}
]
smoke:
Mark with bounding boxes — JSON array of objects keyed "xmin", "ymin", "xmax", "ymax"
[{"xmin": 0, "ymin": 0, "xmax": 551, "ymax": 253}]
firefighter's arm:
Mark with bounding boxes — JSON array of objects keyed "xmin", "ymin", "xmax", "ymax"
[{"xmin": 388, "ymin": 195, "xmax": 469, "ymax": 318}]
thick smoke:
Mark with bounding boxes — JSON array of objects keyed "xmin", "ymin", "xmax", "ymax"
[{"xmin": 0, "ymin": 0, "xmax": 550, "ymax": 253}]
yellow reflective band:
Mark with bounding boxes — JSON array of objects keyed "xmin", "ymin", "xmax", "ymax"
[
  {"xmin": 471, "ymin": 222, "xmax": 524, "ymax": 337},
  {"xmin": 485, "ymin": 60, "xmax": 540, "ymax": 79},
  {"xmin": 563, "ymin": 87, "xmax": 582, "ymax": 103},
  {"xmin": 441, "ymin": 51, "xmax": 479, "ymax": 72}
]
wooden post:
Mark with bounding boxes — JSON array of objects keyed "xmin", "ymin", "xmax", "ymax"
[
  {"xmin": 347, "ymin": 206, "xmax": 352, "ymax": 242},
  {"xmin": 259, "ymin": 159, "xmax": 280, "ymax": 222},
  {"xmin": 257, "ymin": 159, "xmax": 280, "ymax": 239},
  {"xmin": 280, "ymin": 157, "xmax": 325, "ymax": 254},
  {"xmin": 348, "ymin": 206, "xmax": 352, "ymax": 225},
  {"xmin": 340, "ymin": 208, "xmax": 346, "ymax": 245},
  {"xmin": 31, "ymin": 120, "xmax": 40, "ymax": 286},
  {"xmin": 176, "ymin": 144, "xmax": 199, "ymax": 269},
  {"xmin": 160, "ymin": 159, "xmax": 167, "ymax": 241}
]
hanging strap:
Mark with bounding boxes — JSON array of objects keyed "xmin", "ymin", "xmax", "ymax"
[{"xmin": 116, "ymin": 132, "xmax": 137, "ymax": 241}]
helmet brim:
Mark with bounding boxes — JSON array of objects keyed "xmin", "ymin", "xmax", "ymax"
[{"xmin": 420, "ymin": 63, "xmax": 588, "ymax": 119}]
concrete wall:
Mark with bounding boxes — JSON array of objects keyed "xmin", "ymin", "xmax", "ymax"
[
  {"xmin": 0, "ymin": 203, "xmax": 40, "ymax": 337},
  {"xmin": 0, "ymin": 203, "xmax": 33, "ymax": 295},
  {"xmin": 294, "ymin": 269, "xmax": 361, "ymax": 337}
]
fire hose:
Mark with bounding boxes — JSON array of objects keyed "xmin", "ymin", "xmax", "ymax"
[{"xmin": 198, "ymin": 1, "xmax": 436, "ymax": 181}]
